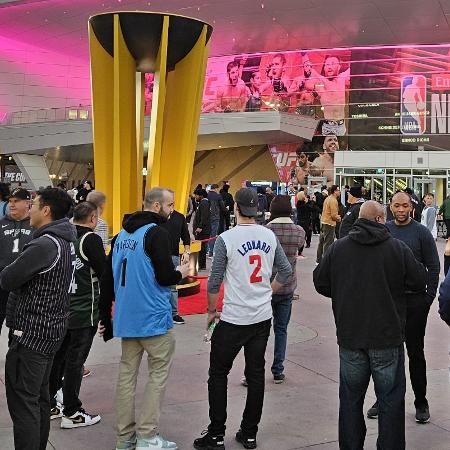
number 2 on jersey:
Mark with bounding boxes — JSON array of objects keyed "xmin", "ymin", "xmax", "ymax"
[{"xmin": 249, "ymin": 254, "xmax": 262, "ymax": 283}]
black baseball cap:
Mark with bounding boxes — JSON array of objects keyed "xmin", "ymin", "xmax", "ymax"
[
  {"xmin": 10, "ymin": 188, "xmax": 31, "ymax": 201},
  {"xmin": 235, "ymin": 188, "xmax": 258, "ymax": 217}
]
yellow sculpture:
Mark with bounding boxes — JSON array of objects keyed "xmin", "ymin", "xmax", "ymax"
[{"xmin": 89, "ymin": 12, "xmax": 212, "ymax": 233}]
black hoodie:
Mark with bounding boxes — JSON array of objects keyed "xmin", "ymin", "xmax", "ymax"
[
  {"xmin": 313, "ymin": 218, "xmax": 427, "ymax": 349},
  {"xmin": 99, "ymin": 211, "xmax": 182, "ymax": 341}
]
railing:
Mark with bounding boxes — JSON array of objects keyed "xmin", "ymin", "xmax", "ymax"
[
  {"xmin": 0, "ymin": 99, "xmax": 318, "ymax": 127},
  {"xmin": 1, "ymin": 105, "xmax": 92, "ymax": 126}
]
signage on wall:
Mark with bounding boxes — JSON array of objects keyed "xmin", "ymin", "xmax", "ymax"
[
  {"xmin": 400, "ymin": 75, "xmax": 426, "ymax": 135},
  {"xmin": 4, "ymin": 165, "xmax": 27, "ymax": 184}
]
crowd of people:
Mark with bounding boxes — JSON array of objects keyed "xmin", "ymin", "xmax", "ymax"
[{"xmin": 0, "ymin": 179, "xmax": 449, "ymax": 450}]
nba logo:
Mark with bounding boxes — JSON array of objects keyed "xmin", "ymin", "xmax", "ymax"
[{"xmin": 400, "ymin": 75, "xmax": 427, "ymax": 134}]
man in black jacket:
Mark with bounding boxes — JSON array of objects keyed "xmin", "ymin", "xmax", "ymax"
[
  {"xmin": 366, "ymin": 191, "xmax": 440, "ymax": 424},
  {"xmin": 48, "ymin": 201, "xmax": 105, "ymax": 429},
  {"xmin": 0, "ymin": 188, "xmax": 33, "ymax": 335},
  {"xmin": 162, "ymin": 204, "xmax": 191, "ymax": 324},
  {"xmin": 207, "ymin": 184, "xmax": 227, "ymax": 257},
  {"xmin": 194, "ymin": 189, "xmax": 211, "ymax": 271},
  {"xmin": 339, "ymin": 185, "xmax": 364, "ymax": 238},
  {"xmin": 219, "ymin": 183, "xmax": 234, "ymax": 233},
  {"xmin": 1, "ymin": 188, "xmax": 76, "ymax": 450},
  {"xmin": 313, "ymin": 201, "xmax": 426, "ymax": 450}
]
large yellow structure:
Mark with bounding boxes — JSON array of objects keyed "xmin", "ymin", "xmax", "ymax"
[{"xmin": 88, "ymin": 12, "xmax": 212, "ymax": 233}]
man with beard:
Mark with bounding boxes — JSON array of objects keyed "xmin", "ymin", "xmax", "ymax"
[
  {"xmin": 288, "ymin": 58, "xmax": 319, "ymax": 116},
  {"xmin": 216, "ymin": 61, "xmax": 248, "ymax": 112},
  {"xmin": 98, "ymin": 188, "xmax": 190, "ymax": 450},
  {"xmin": 303, "ymin": 54, "xmax": 350, "ymax": 136},
  {"xmin": 366, "ymin": 192, "xmax": 440, "ymax": 424},
  {"xmin": 310, "ymin": 135, "xmax": 339, "ymax": 185},
  {"xmin": 261, "ymin": 53, "xmax": 291, "ymax": 111},
  {"xmin": 245, "ymin": 71, "xmax": 262, "ymax": 112},
  {"xmin": 0, "ymin": 188, "xmax": 33, "ymax": 335},
  {"xmin": 313, "ymin": 201, "xmax": 426, "ymax": 450}
]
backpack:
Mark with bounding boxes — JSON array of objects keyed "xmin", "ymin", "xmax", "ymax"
[{"xmin": 257, "ymin": 194, "xmax": 267, "ymax": 217}]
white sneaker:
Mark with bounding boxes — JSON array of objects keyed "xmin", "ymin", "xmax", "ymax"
[
  {"xmin": 55, "ymin": 388, "xmax": 64, "ymax": 405},
  {"xmin": 50, "ymin": 403, "xmax": 63, "ymax": 420},
  {"xmin": 60, "ymin": 408, "xmax": 101, "ymax": 429},
  {"xmin": 136, "ymin": 435, "xmax": 177, "ymax": 449}
]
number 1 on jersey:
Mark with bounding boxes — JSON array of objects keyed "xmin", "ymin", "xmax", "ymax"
[{"xmin": 249, "ymin": 254, "xmax": 262, "ymax": 283}]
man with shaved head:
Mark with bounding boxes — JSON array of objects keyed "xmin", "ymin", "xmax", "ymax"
[
  {"xmin": 313, "ymin": 200, "xmax": 426, "ymax": 449},
  {"xmin": 366, "ymin": 191, "xmax": 440, "ymax": 424}
]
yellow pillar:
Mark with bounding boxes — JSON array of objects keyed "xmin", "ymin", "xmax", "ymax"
[
  {"xmin": 88, "ymin": 22, "xmax": 114, "ymax": 229},
  {"xmin": 155, "ymin": 25, "xmax": 210, "ymax": 213},
  {"xmin": 89, "ymin": 12, "xmax": 212, "ymax": 233}
]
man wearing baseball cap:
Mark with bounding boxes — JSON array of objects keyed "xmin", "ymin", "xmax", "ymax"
[
  {"xmin": 339, "ymin": 185, "xmax": 365, "ymax": 239},
  {"xmin": 194, "ymin": 188, "xmax": 292, "ymax": 450},
  {"xmin": 0, "ymin": 188, "xmax": 33, "ymax": 335}
]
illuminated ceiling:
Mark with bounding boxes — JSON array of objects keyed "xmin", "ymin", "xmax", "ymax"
[{"xmin": 1, "ymin": 0, "xmax": 450, "ymax": 59}]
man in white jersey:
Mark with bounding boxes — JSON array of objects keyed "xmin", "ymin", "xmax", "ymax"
[{"xmin": 193, "ymin": 188, "xmax": 292, "ymax": 450}]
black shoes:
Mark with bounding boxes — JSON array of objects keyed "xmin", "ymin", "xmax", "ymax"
[
  {"xmin": 367, "ymin": 401, "xmax": 378, "ymax": 419},
  {"xmin": 415, "ymin": 405, "xmax": 430, "ymax": 423},
  {"xmin": 173, "ymin": 315, "xmax": 185, "ymax": 325},
  {"xmin": 235, "ymin": 430, "xmax": 257, "ymax": 449},
  {"xmin": 368, "ymin": 401, "xmax": 430, "ymax": 423},
  {"xmin": 193, "ymin": 431, "xmax": 225, "ymax": 450},
  {"xmin": 273, "ymin": 373, "xmax": 285, "ymax": 384}
]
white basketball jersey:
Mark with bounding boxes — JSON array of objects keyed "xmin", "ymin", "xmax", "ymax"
[{"xmin": 219, "ymin": 224, "xmax": 278, "ymax": 325}]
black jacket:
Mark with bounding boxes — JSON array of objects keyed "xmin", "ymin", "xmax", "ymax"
[
  {"xmin": 0, "ymin": 215, "xmax": 33, "ymax": 272},
  {"xmin": 161, "ymin": 210, "xmax": 191, "ymax": 257},
  {"xmin": 296, "ymin": 200, "xmax": 312, "ymax": 226},
  {"xmin": 339, "ymin": 200, "xmax": 364, "ymax": 238},
  {"xmin": 99, "ymin": 211, "xmax": 182, "ymax": 341},
  {"xmin": 313, "ymin": 218, "xmax": 427, "ymax": 350},
  {"xmin": 193, "ymin": 198, "xmax": 211, "ymax": 237},
  {"xmin": 208, "ymin": 191, "xmax": 227, "ymax": 223},
  {"xmin": 1, "ymin": 218, "xmax": 76, "ymax": 354}
]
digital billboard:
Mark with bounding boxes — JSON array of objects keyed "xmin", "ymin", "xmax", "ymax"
[{"xmin": 144, "ymin": 44, "xmax": 450, "ymax": 184}]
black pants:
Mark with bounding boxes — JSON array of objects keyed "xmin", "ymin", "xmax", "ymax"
[
  {"xmin": 298, "ymin": 221, "xmax": 312, "ymax": 247},
  {"xmin": 445, "ymin": 219, "xmax": 450, "ymax": 239},
  {"xmin": 0, "ymin": 292, "xmax": 7, "ymax": 335},
  {"xmin": 312, "ymin": 217, "xmax": 320, "ymax": 234},
  {"xmin": 196, "ymin": 233, "xmax": 209, "ymax": 269},
  {"xmin": 5, "ymin": 341, "xmax": 54, "ymax": 450},
  {"xmin": 208, "ymin": 319, "xmax": 271, "ymax": 437},
  {"xmin": 405, "ymin": 300, "xmax": 431, "ymax": 408},
  {"xmin": 49, "ymin": 326, "xmax": 96, "ymax": 416}
]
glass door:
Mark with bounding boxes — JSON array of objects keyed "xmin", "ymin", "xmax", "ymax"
[
  {"xmin": 372, "ymin": 176, "xmax": 385, "ymax": 203},
  {"xmin": 393, "ymin": 176, "xmax": 411, "ymax": 193},
  {"xmin": 413, "ymin": 178, "xmax": 436, "ymax": 201}
]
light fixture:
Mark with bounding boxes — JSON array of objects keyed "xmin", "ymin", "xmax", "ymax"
[{"xmin": 261, "ymin": 3, "xmax": 264, "ymax": 8}]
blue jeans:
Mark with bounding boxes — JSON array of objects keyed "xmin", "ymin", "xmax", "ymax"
[
  {"xmin": 208, "ymin": 221, "xmax": 220, "ymax": 256},
  {"xmin": 170, "ymin": 255, "xmax": 179, "ymax": 316},
  {"xmin": 271, "ymin": 294, "xmax": 292, "ymax": 376},
  {"xmin": 339, "ymin": 345, "xmax": 406, "ymax": 450}
]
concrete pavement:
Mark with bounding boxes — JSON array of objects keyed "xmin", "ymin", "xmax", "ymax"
[{"xmin": 0, "ymin": 235, "xmax": 449, "ymax": 449}]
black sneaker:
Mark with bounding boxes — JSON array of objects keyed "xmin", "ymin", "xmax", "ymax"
[
  {"xmin": 235, "ymin": 430, "xmax": 257, "ymax": 449},
  {"xmin": 193, "ymin": 431, "xmax": 225, "ymax": 450},
  {"xmin": 60, "ymin": 408, "xmax": 101, "ymax": 429},
  {"xmin": 367, "ymin": 401, "xmax": 378, "ymax": 419},
  {"xmin": 273, "ymin": 373, "xmax": 285, "ymax": 384},
  {"xmin": 50, "ymin": 404, "xmax": 63, "ymax": 420},
  {"xmin": 173, "ymin": 315, "xmax": 185, "ymax": 325},
  {"xmin": 415, "ymin": 405, "xmax": 430, "ymax": 424}
]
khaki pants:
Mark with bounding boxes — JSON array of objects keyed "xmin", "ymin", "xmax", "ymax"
[
  {"xmin": 316, "ymin": 223, "xmax": 336, "ymax": 263},
  {"xmin": 116, "ymin": 330, "xmax": 175, "ymax": 442}
]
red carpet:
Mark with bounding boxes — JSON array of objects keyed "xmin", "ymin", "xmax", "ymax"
[{"xmin": 178, "ymin": 279, "xmax": 224, "ymax": 316}]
